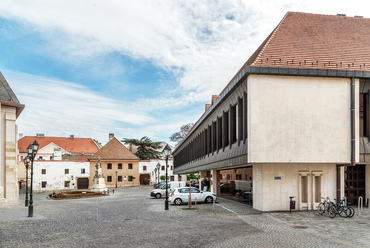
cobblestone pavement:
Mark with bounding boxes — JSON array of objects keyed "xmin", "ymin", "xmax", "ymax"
[{"xmin": 1, "ymin": 186, "xmax": 369, "ymax": 248}]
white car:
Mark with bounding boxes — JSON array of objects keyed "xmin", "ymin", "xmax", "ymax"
[{"xmin": 169, "ymin": 187, "xmax": 217, "ymax": 205}]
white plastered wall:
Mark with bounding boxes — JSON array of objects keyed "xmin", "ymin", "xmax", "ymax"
[
  {"xmin": 253, "ymin": 163, "xmax": 337, "ymax": 212},
  {"xmin": 248, "ymin": 75, "xmax": 359, "ymax": 164}
]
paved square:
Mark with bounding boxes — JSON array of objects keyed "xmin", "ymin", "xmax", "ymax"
[{"xmin": 1, "ymin": 186, "xmax": 369, "ymax": 247}]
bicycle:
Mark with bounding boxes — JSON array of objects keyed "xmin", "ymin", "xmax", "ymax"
[
  {"xmin": 317, "ymin": 197, "xmax": 334, "ymax": 215},
  {"xmin": 328, "ymin": 198, "xmax": 354, "ymax": 218}
]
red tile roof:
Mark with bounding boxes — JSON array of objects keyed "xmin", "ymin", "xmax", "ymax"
[
  {"xmin": 220, "ymin": 12, "xmax": 370, "ymax": 96},
  {"xmin": 249, "ymin": 12, "xmax": 370, "ymax": 70},
  {"xmin": 89, "ymin": 137, "xmax": 139, "ymax": 161},
  {"xmin": 18, "ymin": 136, "xmax": 100, "ymax": 154}
]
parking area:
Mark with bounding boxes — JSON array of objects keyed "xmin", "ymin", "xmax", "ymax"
[{"xmin": 1, "ymin": 186, "xmax": 369, "ymax": 247}]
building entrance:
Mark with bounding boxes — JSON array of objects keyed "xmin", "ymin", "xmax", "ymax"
[
  {"xmin": 345, "ymin": 164, "xmax": 366, "ymax": 205},
  {"xmin": 218, "ymin": 166, "xmax": 253, "ymax": 205}
]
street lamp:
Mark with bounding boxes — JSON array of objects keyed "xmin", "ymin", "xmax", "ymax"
[
  {"xmin": 115, "ymin": 171, "xmax": 118, "ymax": 188},
  {"xmin": 154, "ymin": 168, "xmax": 157, "ymax": 186},
  {"xmin": 24, "ymin": 157, "xmax": 31, "ymax": 207},
  {"xmin": 156, "ymin": 162, "xmax": 160, "ymax": 185},
  {"xmin": 27, "ymin": 140, "xmax": 39, "ymax": 217},
  {"xmin": 163, "ymin": 144, "xmax": 171, "ymax": 210}
]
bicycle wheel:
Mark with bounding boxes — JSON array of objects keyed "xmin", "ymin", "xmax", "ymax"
[
  {"xmin": 338, "ymin": 206, "xmax": 350, "ymax": 218},
  {"xmin": 328, "ymin": 205, "xmax": 337, "ymax": 218},
  {"xmin": 348, "ymin": 206, "xmax": 355, "ymax": 218},
  {"xmin": 317, "ymin": 203, "xmax": 325, "ymax": 215}
]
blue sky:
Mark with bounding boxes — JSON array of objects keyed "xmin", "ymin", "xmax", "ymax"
[{"xmin": 0, "ymin": 0, "xmax": 369, "ymax": 145}]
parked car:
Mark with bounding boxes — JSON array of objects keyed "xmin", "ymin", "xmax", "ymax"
[
  {"xmin": 169, "ymin": 187, "xmax": 217, "ymax": 205},
  {"xmin": 150, "ymin": 181, "xmax": 186, "ymax": 198},
  {"xmin": 220, "ymin": 183, "xmax": 230, "ymax": 193}
]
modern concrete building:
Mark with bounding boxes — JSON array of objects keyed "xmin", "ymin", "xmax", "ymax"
[
  {"xmin": 0, "ymin": 72, "xmax": 24, "ymax": 207},
  {"xmin": 173, "ymin": 12, "xmax": 370, "ymax": 211}
]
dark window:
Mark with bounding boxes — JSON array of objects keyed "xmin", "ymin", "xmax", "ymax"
[
  {"xmin": 128, "ymin": 176, "xmax": 133, "ymax": 181},
  {"xmin": 65, "ymin": 169, "xmax": 69, "ymax": 174},
  {"xmin": 41, "ymin": 169, "xmax": 46, "ymax": 174},
  {"xmin": 81, "ymin": 168, "xmax": 85, "ymax": 174},
  {"xmin": 39, "ymin": 156, "xmax": 43, "ymax": 160},
  {"xmin": 118, "ymin": 163, "xmax": 122, "ymax": 169},
  {"xmin": 128, "ymin": 163, "xmax": 133, "ymax": 169},
  {"xmin": 118, "ymin": 176, "xmax": 122, "ymax": 182},
  {"xmin": 170, "ymin": 166, "xmax": 173, "ymax": 170},
  {"xmin": 170, "ymin": 176, "xmax": 174, "ymax": 181},
  {"xmin": 212, "ymin": 121, "xmax": 217, "ymax": 152},
  {"xmin": 107, "ymin": 176, "xmax": 112, "ymax": 182},
  {"xmin": 230, "ymin": 104, "xmax": 237, "ymax": 145},
  {"xmin": 64, "ymin": 181, "xmax": 70, "ymax": 187},
  {"xmin": 42, "ymin": 181, "xmax": 47, "ymax": 188},
  {"xmin": 143, "ymin": 166, "xmax": 147, "ymax": 171},
  {"xmin": 243, "ymin": 92, "xmax": 248, "ymax": 142},
  {"xmin": 179, "ymin": 188, "xmax": 189, "ymax": 193},
  {"xmin": 223, "ymin": 111, "xmax": 229, "ymax": 148},
  {"xmin": 217, "ymin": 116, "xmax": 223, "ymax": 150},
  {"xmin": 107, "ymin": 163, "xmax": 112, "ymax": 169},
  {"xmin": 238, "ymin": 97, "xmax": 243, "ymax": 144}
]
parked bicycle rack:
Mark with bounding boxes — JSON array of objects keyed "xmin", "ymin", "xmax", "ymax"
[{"xmin": 358, "ymin": 196, "xmax": 363, "ymax": 215}]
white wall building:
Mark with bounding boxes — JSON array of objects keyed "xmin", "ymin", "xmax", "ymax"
[
  {"xmin": 139, "ymin": 159, "xmax": 186, "ymax": 184},
  {"xmin": 32, "ymin": 161, "xmax": 90, "ymax": 192}
]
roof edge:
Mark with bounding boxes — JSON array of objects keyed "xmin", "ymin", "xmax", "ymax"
[{"xmin": 173, "ymin": 66, "xmax": 369, "ymax": 153}]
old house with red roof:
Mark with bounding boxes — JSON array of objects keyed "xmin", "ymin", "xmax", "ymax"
[
  {"xmin": 0, "ymin": 72, "xmax": 24, "ymax": 207},
  {"xmin": 173, "ymin": 12, "xmax": 370, "ymax": 211},
  {"xmin": 18, "ymin": 134, "xmax": 102, "ymax": 192},
  {"xmin": 89, "ymin": 136, "xmax": 140, "ymax": 188}
]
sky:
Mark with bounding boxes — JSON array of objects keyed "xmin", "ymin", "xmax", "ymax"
[{"xmin": 0, "ymin": 0, "xmax": 369, "ymax": 146}]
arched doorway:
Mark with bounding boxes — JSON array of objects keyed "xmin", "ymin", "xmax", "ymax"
[{"xmin": 140, "ymin": 174, "xmax": 150, "ymax": 185}]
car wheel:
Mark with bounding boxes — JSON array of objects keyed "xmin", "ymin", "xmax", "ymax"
[
  {"xmin": 205, "ymin": 196, "xmax": 213, "ymax": 203},
  {"xmin": 174, "ymin": 198, "xmax": 182, "ymax": 205},
  {"xmin": 155, "ymin": 193, "xmax": 161, "ymax": 199}
]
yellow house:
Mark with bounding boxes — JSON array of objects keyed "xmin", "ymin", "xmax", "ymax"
[{"xmin": 89, "ymin": 137, "xmax": 140, "ymax": 188}]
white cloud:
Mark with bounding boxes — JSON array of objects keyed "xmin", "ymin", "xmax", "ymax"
[{"xmin": 2, "ymin": 0, "xmax": 370, "ymax": 144}]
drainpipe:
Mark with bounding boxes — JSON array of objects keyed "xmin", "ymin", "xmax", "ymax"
[{"xmin": 351, "ymin": 76, "xmax": 356, "ymax": 166}]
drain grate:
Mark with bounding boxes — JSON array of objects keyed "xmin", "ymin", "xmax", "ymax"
[{"xmin": 292, "ymin": 226, "xmax": 308, "ymax": 229}]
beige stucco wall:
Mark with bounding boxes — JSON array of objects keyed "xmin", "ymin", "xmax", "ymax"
[
  {"xmin": 248, "ymin": 75, "xmax": 359, "ymax": 164},
  {"xmin": 253, "ymin": 163, "xmax": 337, "ymax": 212},
  {"xmin": 89, "ymin": 160, "xmax": 140, "ymax": 188},
  {"xmin": 0, "ymin": 105, "xmax": 19, "ymax": 207}
]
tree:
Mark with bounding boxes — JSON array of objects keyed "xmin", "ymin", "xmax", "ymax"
[
  {"xmin": 122, "ymin": 136, "xmax": 163, "ymax": 160},
  {"xmin": 186, "ymin": 173, "xmax": 200, "ymax": 209},
  {"xmin": 169, "ymin": 123, "xmax": 194, "ymax": 145}
]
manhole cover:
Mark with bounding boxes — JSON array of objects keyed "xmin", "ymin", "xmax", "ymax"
[{"xmin": 292, "ymin": 226, "xmax": 308, "ymax": 229}]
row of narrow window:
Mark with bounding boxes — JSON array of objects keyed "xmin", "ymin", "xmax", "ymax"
[{"xmin": 175, "ymin": 93, "xmax": 247, "ymax": 168}]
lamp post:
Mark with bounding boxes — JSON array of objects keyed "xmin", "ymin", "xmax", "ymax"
[
  {"xmin": 115, "ymin": 171, "xmax": 118, "ymax": 188},
  {"xmin": 27, "ymin": 140, "xmax": 39, "ymax": 217},
  {"xmin": 24, "ymin": 157, "xmax": 30, "ymax": 207},
  {"xmin": 154, "ymin": 168, "xmax": 157, "ymax": 187},
  {"xmin": 162, "ymin": 144, "xmax": 171, "ymax": 210},
  {"xmin": 156, "ymin": 162, "xmax": 160, "ymax": 185}
]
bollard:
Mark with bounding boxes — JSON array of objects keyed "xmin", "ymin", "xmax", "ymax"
[
  {"xmin": 195, "ymin": 198, "xmax": 197, "ymax": 210},
  {"xmin": 343, "ymin": 196, "xmax": 347, "ymax": 206},
  {"xmin": 358, "ymin": 196, "xmax": 363, "ymax": 215},
  {"xmin": 213, "ymin": 199, "xmax": 215, "ymax": 214},
  {"xmin": 289, "ymin": 196, "xmax": 295, "ymax": 213}
]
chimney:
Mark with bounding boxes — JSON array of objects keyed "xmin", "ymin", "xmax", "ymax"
[
  {"xmin": 212, "ymin": 95, "xmax": 218, "ymax": 104},
  {"xmin": 36, "ymin": 133, "xmax": 45, "ymax": 138},
  {"xmin": 70, "ymin": 135, "xmax": 74, "ymax": 139},
  {"xmin": 205, "ymin": 104, "xmax": 211, "ymax": 111},
  {"xmin": 19, "ymin": 133, "xmax": 24, "ymax": 139},
  {"xmin": 129, "ymin": 143, "xmax": 132, "ymax": 152},
  {"xmin": 109, "ymin": 133, "xmax": 114, "ymax": 140}
]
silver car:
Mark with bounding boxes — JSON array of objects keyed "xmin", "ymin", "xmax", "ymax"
[{"xmin": 169, "ymin": 187, "xmax": 217, "ymax": 205}]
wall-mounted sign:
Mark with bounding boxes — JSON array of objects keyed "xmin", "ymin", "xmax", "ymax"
[{"xmin": 274, "ymin": 176, "xmax": 281, "ymax": 180}]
